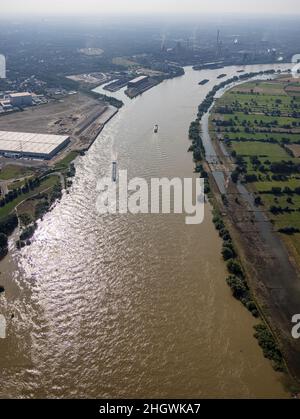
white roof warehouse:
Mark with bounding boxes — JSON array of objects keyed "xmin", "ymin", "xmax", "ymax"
[{"xmin": 0, "ymin": 131, "xmax": 70, "ymax": 159}]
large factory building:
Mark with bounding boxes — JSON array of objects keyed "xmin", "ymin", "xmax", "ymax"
[
  {"xmin": 9, "ymin": 92, "xmax": 33, "ymax": 107},
  {"xmin": 127, "ymin": 75, "xmax": 149, "ymax": 88},
  {"xmin": 0, "ymin": 131, "xmax": 70, "ymax": 160}
]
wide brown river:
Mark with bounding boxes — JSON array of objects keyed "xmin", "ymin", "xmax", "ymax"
[{"xmin": 0, "ymin": 65, "xmax": 291, "ymax": 398}]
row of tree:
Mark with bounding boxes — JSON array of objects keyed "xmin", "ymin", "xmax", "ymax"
[
  {"xmin": 0, "ymin": 214, "xmax": 18, "ymax": 259},
  {"xmin": 0, "ymin": 177, "xmax": 41, "ymax": 208},
  {"xmin": 197, "ymin": 70, "xmax": 277, "ymax": 119},
  {"xmin": 188, "ymin": 120, "xmax": 205, "ymax": 162}
]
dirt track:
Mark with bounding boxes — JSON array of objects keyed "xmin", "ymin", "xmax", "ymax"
[{"xmin": 0, "ymin": 93, "xmax": 104, "ymax": 135}]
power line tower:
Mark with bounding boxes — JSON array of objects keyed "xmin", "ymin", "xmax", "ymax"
[
  {"xmin": 186, "ymin": 37, "xmax": 190, "ymax": 50},
  {"xmin": 160, "ymin": 33, "xmax": 166, "ymax": 52},
  {"xmin": 216, "ymin": 29, "xmax": 222, "ymax": 58}
]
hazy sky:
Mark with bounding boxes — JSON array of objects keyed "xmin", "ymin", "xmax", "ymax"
[{"xmin": 2, "ymin": 0, "xmax": 300, "ymax": 16}]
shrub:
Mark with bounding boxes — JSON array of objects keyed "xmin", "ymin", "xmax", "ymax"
[
  {"xmin": 19, "ymin": 213, "xmax": 32, "ymax": 227},
  {"xmin": 20, "ymin": 225, "xmax": 36, "ymax": 242},
  {"xmin": 231, "ymin": 170, "xmax": 239, "ymax": 183},
  {"xmin": 219, "ymin": 229, "xmax": 231, "ymax": 241},
  {"xmin": 214, "ymin": 219, "xmax": 225, "ymax": 231},
  {"xmin": 0, "ymin": 214, "xmax": 18, "ymax": 236},
  {"xmin": 223, "ymin": 241, "xmax": 236, "ymax": 254},
  {"xmin": 222, "ymin": 246, "xmax": 234, "ymax": 261},
  {"xmin": 278, "ymin": 226, "xmax": 300, "ymax": 235},
  {"xmin": 226, "ymin": 275, "xmax": 247, "ymax": 299},
  {"xmin": 253, "ymin": 324, "xmax": 285, "ymax": 371},
  {"xmin": 254, "ymin": 196, "xmax": 262, "ymax": 206},
  {"xmin": 227, "ymin": 259, "xmax": 244, "ymax": 277},
  {"xmin": 245, "ymin": 301, "xmax": 259, "ymax": 318},
  {"xmin": 0, "ymin": 233, "xmax": 8, "ymax": 248}
]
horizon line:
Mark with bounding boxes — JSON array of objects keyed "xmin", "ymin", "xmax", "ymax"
[{"xmin": 1, "ymin": 11, "xmax": 300, "ymax": 18}]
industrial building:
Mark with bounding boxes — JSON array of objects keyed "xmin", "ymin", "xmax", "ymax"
[
  {"xmin": 9, "ymin": 92, "xmax": 33, "ymax": 107},
  {"xmin": 0, "ymin": 131, "xmax": 70, "ymax": 160},
  {"xmin": 127, "ymin": 75, "xmax": 149, "ymax": 88},
  {"xmin": 0, "ymin": 100, "xmax": 13, "ymax": 112}
]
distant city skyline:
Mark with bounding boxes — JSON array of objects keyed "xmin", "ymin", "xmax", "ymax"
[{"xmin": 2, "ymin": 0, "xmax": 300, "ymax": 16}]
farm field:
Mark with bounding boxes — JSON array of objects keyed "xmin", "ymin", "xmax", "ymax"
[
  {"xmin": 222, "ymin": 112, "xmax": 300, "ymax": 128},
  {"xmin": 212, "ymin": 77, "xmax": 300, "ymax": 263},
  {"xmin": 231, "ymin": 141, "xmax": 289, "ymax": 158},
  {"xmin": 0, "ymin": 175, "xmax": 60, "ymax": 219},
  {"xmin": 0, "ymin": 165, "xmax": 36, "ymax": 181},
  {"xmin": 224, "ymin": 132, "xmax": 300, "ymax": 144}
]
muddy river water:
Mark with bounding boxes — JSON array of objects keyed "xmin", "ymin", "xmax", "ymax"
[{"xmin": 0, "ymin": 64, "xmax": 291, "ymax": 398}]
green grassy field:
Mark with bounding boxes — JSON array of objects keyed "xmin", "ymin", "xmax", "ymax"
[
  {"xmin": 222, "ymin": 92, "xmax": 293, "ymax": 109},
  {"xmin": 262, "ymin": 194, "xmax": 300, "ymax": 207},
  {"xmin": 8, "ymin": 179, "xmax": 29, "ymax": 191},
  {"xmin": 0, "ymin": 175, "xmax": 60, "ymax": 219},
  {"xmin": 54, "ymin": 151, "xmax": 78, "ymax": 170},
  {"xmin": 222, "ymin": 112, "xmax": 300, "ymax": 128},
  {"xmin": 224, "ymin": 132, "xmax": 300, "ymax": 144},
  {"xmin": 213, "ymin": 77, "xmax": 300, "ymax": 262},
  {"xmin": 231, "ymin": 141, "xmax": 289, "ymax": 158},
  {"xmin": 253, "ymin": 178, "xmax": 300, "ymax": 192},
  {"xmin": 0, "ymin": 165, "xmax": 35, "ymax": 181}
]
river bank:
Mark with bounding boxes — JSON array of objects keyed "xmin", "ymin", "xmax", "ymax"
[
  {"xmin": 0, "ymin": 91, "xmax": 121, "ymax": 263},
  {"xmin": 199, "ymin": 73, "xmax": 300, "ymax": 388}
]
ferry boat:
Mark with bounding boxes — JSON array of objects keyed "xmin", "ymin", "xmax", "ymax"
[
  {"xmin": 112, "ymin": 161, "xmax": 117, "ymax": 182},
  {"xmin": 198, "ymin": 79, "xmax": 209, "ymax": 85}
]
